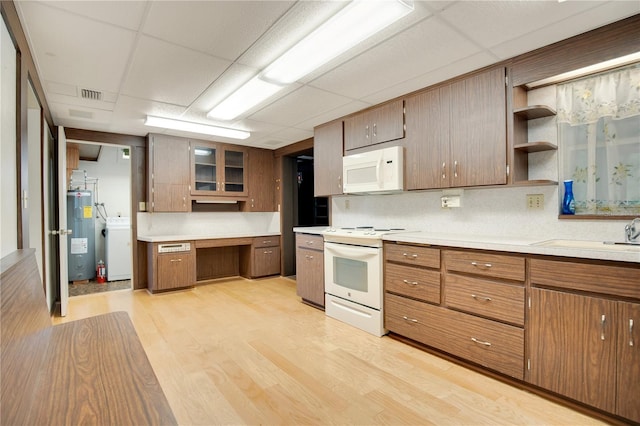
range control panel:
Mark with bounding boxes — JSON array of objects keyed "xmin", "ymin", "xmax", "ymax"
[{"xmin": 158, "ymin": 242, "xmax": 191, "ymax": 253}]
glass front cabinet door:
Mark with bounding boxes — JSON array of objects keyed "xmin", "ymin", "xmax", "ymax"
[{"xmin": 191, "ymin": 142, "xmax": 247, "ymax": 197}]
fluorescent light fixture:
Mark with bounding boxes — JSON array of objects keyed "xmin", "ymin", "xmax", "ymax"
[
  {"xmin": 207, "ymin": 75, "xmax": 283, "ymax": 120},
  {"xmin": 262, "ymin": 0, "xmax": 414, "ymax": 85},
  {"xmin": 527, "ymin": 51, "xmax": 640, "ymax": 88},
  {"xmin": 144, "ymin": 115, "xmax": 250, "ymax": 140},
  {"xmin": 193, "ymin": 148, "xmax": 213, "ymax": 156},
  {"xmin": 207, "ymin": 0, "xmax": 413, "ymax": 121}
]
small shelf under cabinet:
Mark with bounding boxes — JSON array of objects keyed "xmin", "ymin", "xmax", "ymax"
[
  {"xmin": 513, "ymin": 105, "xmax": 556, "ymax": 120},
  {"xmin": 513, "ymin": 141, "xmax": 557, "ymax": 153}
]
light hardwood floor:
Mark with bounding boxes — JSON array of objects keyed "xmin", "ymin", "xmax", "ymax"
[{"xmin": 54, "ymin": 277, "xmax": 605, "ymax": 425}]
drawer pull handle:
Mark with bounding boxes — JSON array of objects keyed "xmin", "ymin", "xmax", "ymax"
[
  {"xmin": 630, "ymin": 319, "xmax": 635, "ymax": 347},
  {"xmin": 471, "ymin": 294, "xmax": 492, "ymax": 302},
  {"xmin": 402, "ymin": 253, "xmax": 418, "ymax": 259},
  {"xmin": 306, "ymin": 241, "xmax": 314, "ymax": 245},
  {"xmin": 403, "ymin": 279, "xmax": 418, "ymax": 286},
  {"xmin": 402, "ymin": 316, "xmax": 418, "ymax": 323},
  {"xmin": 601, "ymin": 314, "xmax": 606, "ymax": 341},
  {"xmin": 471, "ymin": 337, "xmax": 491, "ymax": 347},
  {"xmin": 471, "ymin": 261, "xmax": 492, "ymax": 269},
  {"xmin": 263, "ymin": 250, "xmax": 273, "ymax": 254},
  {"xmin": 305, "ymin": 255, "xmax": 314, "ymax": 260},
  {"xmin": 170, "ymin": 259, "xmax": 183, "ymax": 262},
  {"xmin": 263, "ymin": 240, "xmax": 272, "ymax": 244}
]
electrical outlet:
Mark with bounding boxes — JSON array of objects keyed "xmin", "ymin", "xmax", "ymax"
[{"xmin": 527, "ymin": 194, "xmax": 544, "ymax": 210}]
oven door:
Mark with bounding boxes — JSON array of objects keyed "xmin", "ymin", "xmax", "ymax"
[{"xmin": 324, "ymin": 241, "xmax": 382, "ymax": 309}]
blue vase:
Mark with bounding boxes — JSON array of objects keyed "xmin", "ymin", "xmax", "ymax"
[{"xmin": 562, "ymin": 180, "xmax": 576, "ymax": 215}]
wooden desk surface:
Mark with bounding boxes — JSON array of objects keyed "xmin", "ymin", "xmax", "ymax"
[{"xmin": 10, "ymin": 312, "xmax": 177, "ymax": 425}]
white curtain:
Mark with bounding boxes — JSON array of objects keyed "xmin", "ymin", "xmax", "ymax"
[{"xmin": 557, "ymin": 63, "xmax": 640, "ymax": 215}]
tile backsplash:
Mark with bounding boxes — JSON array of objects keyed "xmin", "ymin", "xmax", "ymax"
[{"xmin": 137, "ymin": 212, "xmax": 280, "ymax": 238}]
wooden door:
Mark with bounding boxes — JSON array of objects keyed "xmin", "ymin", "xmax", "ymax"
[
  {"xmin": 370, "ymin": 99, "xmax": 404, "ymax": 145},
  {"xmin": 243, "ymin": 148, "xmax": 275, "ymax": 212},
  {"xmin": 313, "ymin": 121, "xmax": 344, "ymax": 196},
  {"xmin": 156, "ymin": 251, "xmax": 195, "ymax": 291},
  {"xmin": 529, "ymin": 288, "xmax": 617, "ymax": 413},
  {"xmin": 617, "ymin": 301, "xmax": 640, "ymax": 423},
  {"xmin": 296, "ymin": 246, "xmax": 324, "ymax": 307},
  {"xmin": 151, "ymin": 135, "xmax": 190, "ymax": 211},
  {"xmin": 191, "ymin": 141, "xmax": 219, "ymax": 195},
  {"xmin": 449, "ymin": 67, "xmax": 507, "ymax": 187},
  {"xmin": 404, "ymin": 86, "xmax": 450, "ymax": 190},
  {"xmin": 343, "ymin": 111, "xmax": 370, "ymax": 151},
  {"xmin": 221, "ymin": 145, "xmax": 248, "ymax": 196}
]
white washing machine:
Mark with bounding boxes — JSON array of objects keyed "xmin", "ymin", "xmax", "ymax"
[{"xmin": 105, "ymin": 217, "xmax": 132, "ymax": 281}]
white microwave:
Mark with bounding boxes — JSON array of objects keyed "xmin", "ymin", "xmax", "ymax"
[{"xmin": 342, "ymin": 146, "xmax": 404, "ymax": 194}]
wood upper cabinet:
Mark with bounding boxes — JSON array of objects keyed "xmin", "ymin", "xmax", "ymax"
[
  {"xmin": 404, "ymin": 67, "xmax": 507, "ymax": 190},
  {"xmin": 242, "ymin": 148, "xmax": 275, "ymax": 212},
  {"xmin": 344, "ymin": 100, "xmax": 404, "ymax": 151},
  {"xmin": 404, "ymin": 86, "xmax": 450, "ymax": 190},
  {"xmin": 449, "ymin": 67, "xmax": 507, "ymax": 187},
  {"xmin": 191, "ymin": 141, "xmax": 248, "ymax": 197},
  {"xmin": 147, "ymin": 134, "xmax": 190, "ymax": 212},
  {"xmin": 314, "ymin": 120, "xmax": 344, "ymax": 197}
]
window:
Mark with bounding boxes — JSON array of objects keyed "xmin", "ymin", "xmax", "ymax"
[{"xmin": 557, "ymin": 63, "xmax": 640, "ymax": 216}]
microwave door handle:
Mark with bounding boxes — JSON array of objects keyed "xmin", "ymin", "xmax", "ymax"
[{"xmin": 377, "ymin": 156, "xmax": 383, "ymax": 186}]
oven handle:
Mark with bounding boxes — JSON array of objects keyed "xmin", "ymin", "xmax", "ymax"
[{"xmin": 324, "ymin": 242, "xmax": 380, "ymax": 259}]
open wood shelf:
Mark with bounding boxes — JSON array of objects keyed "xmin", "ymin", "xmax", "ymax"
[
  {"xmin": 510, "ymin": 179, "xmax": 558, "ymax": 187},
  {"xmin": 514, "ymin": 105, "xmax": 556, "ymax": 120},
  {"xmin": 514, "ymin": 141, "xmax": 558, "ymax": 153}
]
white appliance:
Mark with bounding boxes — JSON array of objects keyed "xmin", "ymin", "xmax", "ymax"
[
  {"xmin": 105, "ymin": 217, "xmax": 132, "ymax": 281},
  {"xmin": 323, "ymin": 226, "xmax": 408, "ymax": 336},
  {"xmin": 342, "ymin": 146, "xmax": 404, "ymax": 194}
]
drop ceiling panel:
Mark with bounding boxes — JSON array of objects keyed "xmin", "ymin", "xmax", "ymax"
[
  {"xmin": 295, "ymin": 100, "xmax": 371, "ymax": 130},
  {"xmin": 143, "ymin": 1, "xmax": 294, "ymax": 61},
  {"xmin": 122, "ymin": 35, "xmax": 232, "ymax": 106},
  {"xmin": 309, "ymin": 17, "xmax": 482, "ymax": 100},
  {"xmin": 38, "ymin": 1, "xmax": 148, "ymax": 31},
  {"xmin": 248, "ymin": 86, "xmax": 355, "ymax": 127},
  {"xmin": 110, "ymin": 95, "xmax": 187, "ymax": 136},
  {"xmin": 439, "ymin": 1, "xmax": 607, "ymax": 49},
  {"xmin": 17, "ymin": 1, "xmax": 136, "ymax": 92}
]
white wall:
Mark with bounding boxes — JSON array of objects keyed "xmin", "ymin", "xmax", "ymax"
[
  {"xmin": 28, "ymin": 107, "xmax": 43, "ymax": 278},
  {"xmin": 75, "ymin": 145, "xmax": 131, "ymax": 263},
  {"xmin": 331, "ymin": 85, "xmax": 630, "ymax": 243},
  {"xmin": 1, "ymin": 19, "xmax": 17, "ymax": 257}
]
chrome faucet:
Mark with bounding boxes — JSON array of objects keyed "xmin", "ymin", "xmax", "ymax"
[{"xmin": 625, "ymin": 218, "xmax": 640, "ymax": 243}]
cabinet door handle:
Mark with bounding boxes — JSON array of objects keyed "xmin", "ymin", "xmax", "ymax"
[
  {"xmin": 471, "ymin": 294, "xmax": 492, "ymax": 302},
  {"xmin": 402, "ymin": 253, "xmax": 418, "ymax": 259},
  {"xmin": 338, "ymin": 175, "xmax": 342, "ymax": 189},
  {"xmin": 629, "ymin": 319, "xmax": 634, "ymax": 347},
  {"xmin": 263, "ymin": 250, "xmax": 273, "ymax": 254},
  {"xmin": 601, "ymin": 314, "xmax": 606, "ymax": 340},
  {"xmin": 402, "ymin": 316, "xmax": 418, "ymax": 323},
  {"xmin": 305, "ymin": 255, "xmax": 314, "ymax": 260},
  {"xmin": 365, "ymin": 124, "xmax": 369, "ymax": 139},
  {"xmin": 454, "ymin": 160, "xmax": 458, "ymax": 178},
  {"xmin": 170, "ymin": 258, "xmax": 183, "ymax": 262},
  {"xmin": 471, "ymin": 261, "xmax": 492, "ymax": 269},
  {"xmin": 373, "ymin": 123, "xmax": 377, "ymax": 137},
  {"xmin": 442, "ymin": 162, "xmax": 446, "ymax": 180},
  {"xmin": 403, "ymin": 279, "xmax": 418, "ymax": 286},
  {"xmin": 471, "ymin": 337, "xmax": 491, "ymax": 347}
]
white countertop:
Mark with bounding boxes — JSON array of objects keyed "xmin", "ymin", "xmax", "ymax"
[
  {"xmin": 293, "ymin": 226, "xmax": 328, "ymax": 235},
  {"xmin": 137, "ymin": 231, "xmax": 280, "ymax": 243},
  {"xmin": 384, "ymin": 231, "xmax": 640, "ymax": 264}
]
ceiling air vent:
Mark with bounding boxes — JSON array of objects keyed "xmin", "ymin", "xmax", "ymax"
[{"xmin": 81, "ymin": 88, "xmax": 102, "ymax": 101}]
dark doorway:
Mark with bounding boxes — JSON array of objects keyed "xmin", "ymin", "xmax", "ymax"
[{"xmin": 296, "ymin": 156, "xmax": 328, "ymax": 227}]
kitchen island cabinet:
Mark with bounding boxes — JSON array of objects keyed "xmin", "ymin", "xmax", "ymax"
[
  {"xmin": 313, "ymin": 120, "xmax": 344, "ymax": 197},
  {"xmin": 147, "ymin": 134, "xmax": 191, "ymax": 212},
  {"xmin": 295, "ymin": 233, "xmax": 324, "ymax": 308}
]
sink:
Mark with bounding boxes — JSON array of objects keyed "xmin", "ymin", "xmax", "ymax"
[{"xmin": 532, "ymin": 239, "xmax": 640, "ymax": 252}]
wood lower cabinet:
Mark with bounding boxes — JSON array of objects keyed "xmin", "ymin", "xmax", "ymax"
[
  {"xmin": 243, "ymin": 237, "xmax": 280, "ymax": 278},
  {"xmin": 295, "ymin": 234, "xmax": 324, "ymax": 308},
  {"xmin": 529, "ymin": 258, "xmax": 640, "ymax": 423},
  {"xmin": 147, "ymin": 242, "xmax": 196, "ymax": 292},
  {"xmin": 314, "ymin": 121, "xmax": 344, "ymax": 197}
]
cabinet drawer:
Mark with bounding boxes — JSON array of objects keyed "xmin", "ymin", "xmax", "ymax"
[
  {"xmin": 296, "ymin": 234, "xmax": 324, "ymax": 251},
  {"xmin": 385, "ymin": 263, "xmax": 440, "ymax": 304},
  {"xmin": 386, "ymin": 293, "xmax": 524, "ymax": 379},
  {"xmin": 530, "ymin": 258, "xmax": 640, "ymax": 299},
  {"xmin": 445, "ymin": 250, "xmax": 524, "ymax": 281},
  {"xmin": 385, "ymin": 243, "xmax": 440, "ymax": 269},
  {"xmin": 445, "ymin": 274, "xmax": 524, "ymax": 326},
  {"xmin": 253, "ymin": 236, "xmax": 279, "ymax": 248}
]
